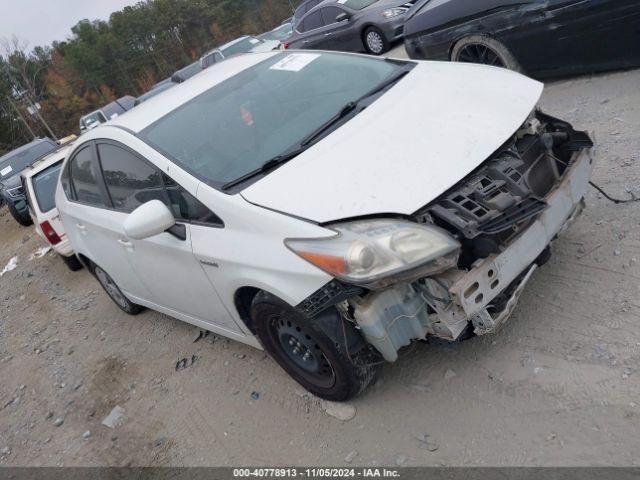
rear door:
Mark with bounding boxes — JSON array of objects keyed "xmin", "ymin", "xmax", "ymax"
[
  {"xmin": 95, "ymin": 141, "xmax": 240, "ymax": 332},
  {"xmin": 319, "ymin": 6, "xmax": 358, "ymax": 51},
  {"xmin": 296, "ymin": 9, "xmax": 330, "ymax": 49},
  {"xmin": 62, "ymin": 143, "xmax": 147, "ymax": 297}
]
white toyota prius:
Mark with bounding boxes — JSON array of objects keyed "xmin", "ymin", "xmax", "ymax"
[{"xmin": 56, "ymin": 51, "xmax": 595, "ymax": 400}]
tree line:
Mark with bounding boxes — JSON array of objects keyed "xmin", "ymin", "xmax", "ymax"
[{"xmin": 0, "ymin": 0, "xmax": 296, "ymax": 156}]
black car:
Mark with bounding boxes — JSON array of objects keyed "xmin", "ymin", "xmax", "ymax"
[
  {"xmin": 287, "ymin": 0, "xmax": 417, "ymax": 55},
  {"xmin": 0, "ymin": 138, "xmax": 58, "ymax": 226},
  {"xmin": 404, "ymin": 0, "xmax": 640, "ymax": 78}
]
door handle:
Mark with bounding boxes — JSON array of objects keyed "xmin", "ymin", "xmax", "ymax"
[
  {"xmin": 324, "ymin": 32, "xmax": 333, "ymax": 36},
  {"xmin": 117, "ymin": 238, "xmax": 133, "ymax": 248},
  {"xmin": 76, "ymin": 223, "xmax": 86, "ymax": 231}
]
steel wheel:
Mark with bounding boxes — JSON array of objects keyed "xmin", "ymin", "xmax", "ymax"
[
  {"xmin": 270, "ymin": 314, "xmax": 336, "ymax": 389},
  {"xmin": 456, "ymin": 43, "xmax": 505, "ymax": 67},
  {"xmin": 363, "ymin": 27, "xmax": 388, "ymax": 55},
  {"xmin": 95, "ymin": 266, "xmax": 129, "ymax": 309},
  {"xmin": 251, "ymin": 291, "xmax": 380, "ymax": 400}
]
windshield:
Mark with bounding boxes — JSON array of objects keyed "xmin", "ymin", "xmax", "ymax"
[
  {"xmin": 140, "ymin": 52, "xmax": 408, "ymax": 190},
  {"xmin": 221, "ymin": 37, "xmax": 263, "ymax": 57},
  {"xmin": 0, "ymin": 141, "xmax": 57, "ymax": 180},
  {"xmin": 341, "ymin": 0, "xmax": 380, "ymax": 10},
  {"xmin": 32, "ymin": 161, "xmax": 63, "ymax": 213}
]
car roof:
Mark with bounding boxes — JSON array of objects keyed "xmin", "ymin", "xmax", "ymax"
[
  {"xmin": 106, "ymin": 52, "xmax": 279, "ymax": 134},
  {"xmin": 22, "ymin": 145, "xmax": 72, "ymax": 178},
  {"xmin": 0, "ymin": 138, "xmax": 56, "ymax": 165}
]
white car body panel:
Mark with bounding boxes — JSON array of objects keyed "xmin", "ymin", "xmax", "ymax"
[
  {"xmin": 54, "ymin": 52, "xmax": 563, "ymax": 356},
  {"xmin": 241, "ymin": 61, "xmax": 543, "ymax": 223},
  {"xmin": 57, "ymin": 126, "xmax": 332, "ymax": 347}
]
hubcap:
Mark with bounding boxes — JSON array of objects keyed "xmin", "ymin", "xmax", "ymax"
[
  {"xmin": 457, "ymin": 44, "xmax": 505, "ymax": 67},
  {"xmin": 366, "ymin": 31, "xmax": 384, "ymax": 54},
  {"xmin": 95, "ymin": 267, "xmax": 128, "ymax": 309},
  {"xmin": 272, "ymin": 316, "xmax": 335, "ymax": 388}
]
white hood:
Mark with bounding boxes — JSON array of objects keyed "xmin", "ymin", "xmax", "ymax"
[{"xmin": 241, "ymin": 60, "xmax": 543, "ymax": 223}]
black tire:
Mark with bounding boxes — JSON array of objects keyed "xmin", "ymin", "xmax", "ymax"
[
  {"xmin": 363, "ymin": 26, "xmax": 389, "ymax": 55},
  {"xmin": 251, "ymin": 291, "xmax": 380, "ymax": 401},
  {"xmin": 7, "ymin": 202, "xmax": 33, "ymax": 227},
  {"xmin": 93, "ymin": 265, "xmax": 143, "ymax": 315},
  {"xmin": 451, "ymin": 35, "xmax": 522, "ymax": 72},
  {"xmin": 61, "ymin": 254, "xmax": 83, "ymax": 272}
]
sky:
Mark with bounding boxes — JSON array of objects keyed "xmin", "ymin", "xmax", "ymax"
[{"xmin": 0, "ymin": 0, "xmax": 141, "ymax": 50}]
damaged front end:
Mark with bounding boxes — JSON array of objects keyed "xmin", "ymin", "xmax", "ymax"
[{"xmin": 295, "ymin": 111, "xmax": 595, "ymax": 362}]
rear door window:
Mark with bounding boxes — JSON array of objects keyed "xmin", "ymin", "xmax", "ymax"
[
  {"xmin": 97, "ymin": 143, "xmax": 165, "ymax": 213},
  {"xmin": 301, "ymin": 10, "xmax": 323, "ymax": 32},
  {"xmin": 69, "ymin": 146, "xmax": 106, "ymax": 207},
  {"xmin": 32, "ymin": 161, "xmax": 63, "ymax": 213},
  {"xmin": 321, "ymin": 7, "xmax": 345, "ymax": 25}
]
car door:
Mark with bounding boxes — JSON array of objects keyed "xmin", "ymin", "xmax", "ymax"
[
  {"xmin": 506, "ymin": 0, "xmax": 640, "ymax": 75},
  {"xmin": 296, "ymin": 9, "xmax": 331, "ymax": 49},
  {"xmin": 96, "ymin": 141, "xmax": 241, "ymax": 333},
  {"xmin": 62, "ymin": 143, "xmax": 147, "ymax": 297},
  {"xmin": 319, "ymin": 6, "xmax": 357, "ymax": 51},
  {"xmin": 541, "ymin": 0, "xmax": 640, "ymax": 71}
]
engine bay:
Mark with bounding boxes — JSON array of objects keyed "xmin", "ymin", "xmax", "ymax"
[{"xmin": 415, "ymin": 110, "xmax": 593, "ymax": 268}]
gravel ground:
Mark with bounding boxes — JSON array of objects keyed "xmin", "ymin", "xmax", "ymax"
[{"xmin": 1, "ymin": 48, "xmax": 639, "ymax": 466}]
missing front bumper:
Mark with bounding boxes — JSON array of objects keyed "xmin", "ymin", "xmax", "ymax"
[{"xmin": 352, "ymin": 146, "xmax": 594, "ymax": 361}]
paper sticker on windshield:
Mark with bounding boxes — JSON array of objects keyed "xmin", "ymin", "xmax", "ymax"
[
  {"xmin": 0, "ymin": 166, "xmax": 12, "ymax": 176},
  {"xmin": 270, "ymin": 53, "xmax": 320, "ymax": 72},
  {"xmin": 337, "ymin": 0, "xmax": 347, "ymax": 3},
  {"xmin": 249, "ymin": 38, "xmax": 260, "ymax": 44}
]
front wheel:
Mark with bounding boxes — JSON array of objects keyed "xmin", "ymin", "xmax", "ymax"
[
  {"xmin": 363, "ymin": 27, "xmax": 389, "ymax": 55},
  {"xmin": 451, "ymin": 35, "xmax": 522, "ymax": 72},
  {"xmin": 94, "ymin": 265, "xmax": 143, "ymax": 315},
  {"xmin": 251, "ymin": 291, "xmax": 380, "ymax": 401}
]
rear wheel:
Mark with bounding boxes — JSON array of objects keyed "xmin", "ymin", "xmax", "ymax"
[
  {"xmin": 451, "ymin": 35, "xmax": 522, "ymax": 72},
  {"xmin": 7, "ymin": 202, "xmax": 32, "ymax": 227},
  {"xmin": 363, "ymin": 27, "xmax": 389, "ymax": 55},
  {"xmin": 61, "ymin": 254, "xmax": 83, "ymax": 272},
  {"xmin": 251, "ymin": 291, "xmax": 380, "ymax": 401},
  {"xmin": 94, "ymin": 265, "xmax": 143, "ymax": 315}
]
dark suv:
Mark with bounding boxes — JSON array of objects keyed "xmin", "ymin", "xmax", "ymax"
[{"xmin": 0, "ymin": 138, "xmax": 58, "ymax": 226}]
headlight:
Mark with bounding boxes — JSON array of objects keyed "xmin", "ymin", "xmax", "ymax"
[
  {"xmin": 6, "ymin": 186, "xmax": 23, "ymax": 198},
  {"xmin": 285, "ymin": 219, "xmax": 460, "ymax": 289},
  {"xmin": 381, "ymin": 7, "xmax": 407, "ymax": 18}
]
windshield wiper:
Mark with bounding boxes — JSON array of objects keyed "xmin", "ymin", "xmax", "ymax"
[
  {"xmin": 300, "ymin": 67, "xmax": 412, "ymax": 147},
  {"xmin": 221, "ymin": 146, "xmax": 306, "ymax": 191}
]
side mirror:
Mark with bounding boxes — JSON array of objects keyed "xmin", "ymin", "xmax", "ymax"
[
  {"xmin": 335, "ymin": 12, "xmax": 350, "ymax": 22},
  {"xmin": 123, "ymin": 200, "xmax": 175, "ymax": 240}
]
